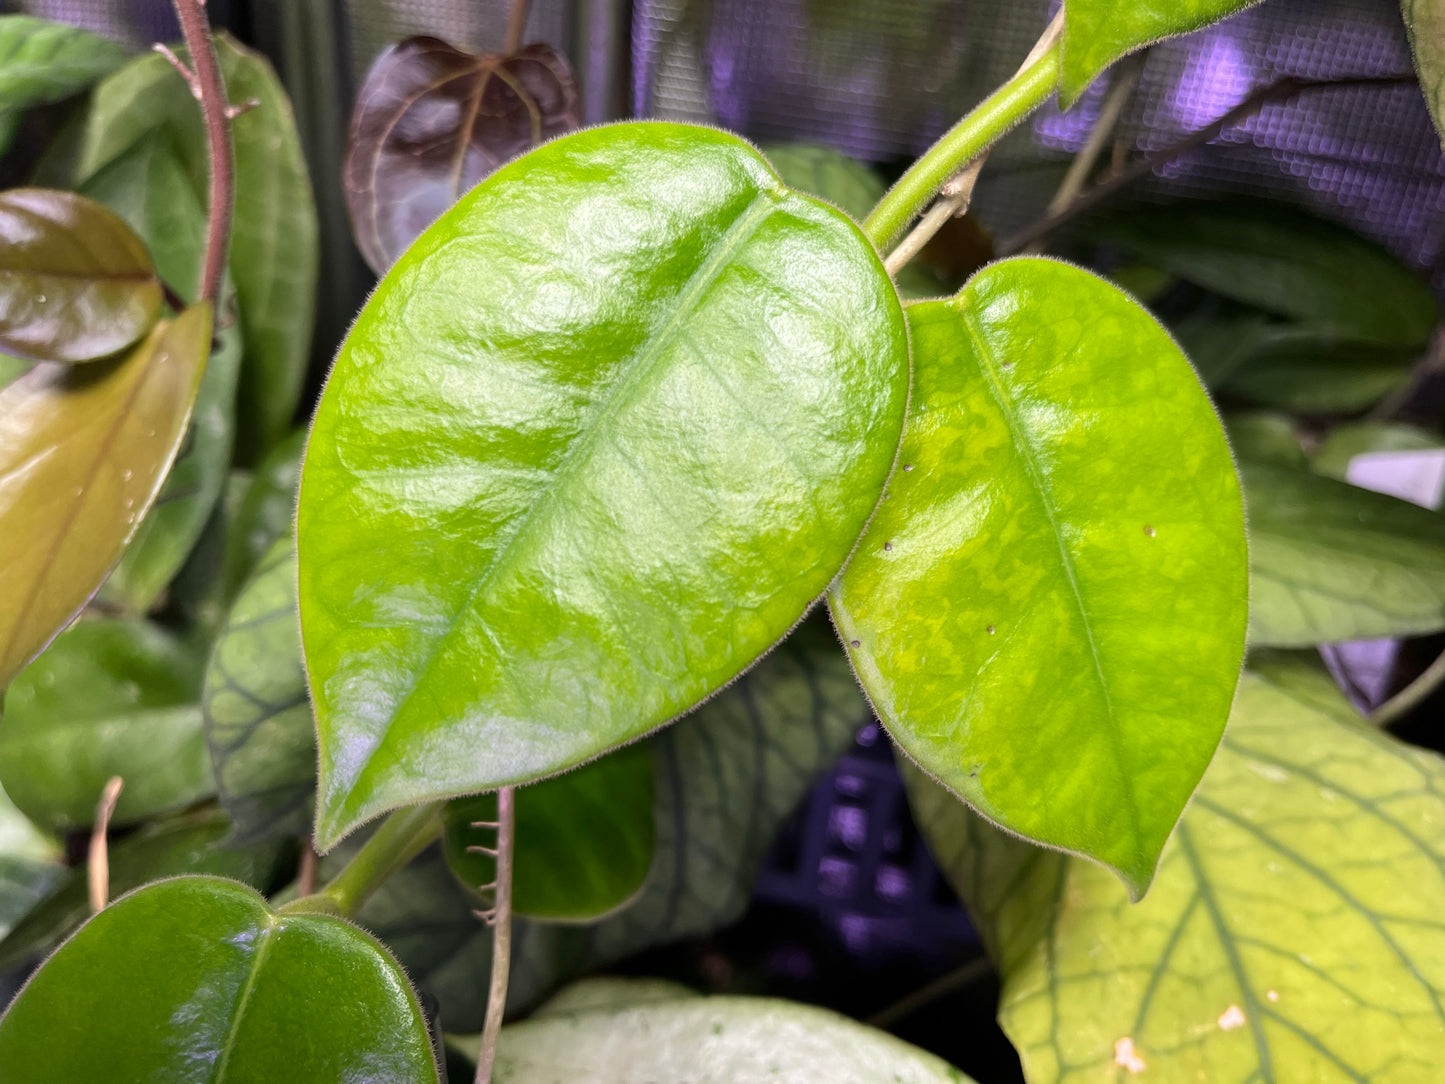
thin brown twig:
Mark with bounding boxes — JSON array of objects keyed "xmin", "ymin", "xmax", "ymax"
[
  {"xmin": 171, "ymin": 0, "xmax": 236, "ymax": 310},
  {"xmin": 505, "ymin": 0, "xmax": 532, "ymax": 54},
  {"xmin": 999, "ymin": 73, "xmax": 1417, "ymax": 255},
  {"xmin": 298, "ymin": 843, "xmax": 320, "ymax": 897},
  {"xmin": 881, "ymin": 10, "xmax": 1064, "ymax": 276},
  {"xmin": 474, "ymin": 786, "xmax": 515, "ymax": 1084},
  {"xmin": 88, "ymin": 776, "xmax": 125, "ymax": 914},
  {"xmin": 1041, "ymin": 53, "xmax": 1146, "ymax": 221},
  {"xmin": 865, "ymin": 955, "xmax": 993, "ymax": 1030}
]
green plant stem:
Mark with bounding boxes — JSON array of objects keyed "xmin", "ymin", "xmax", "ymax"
[
  {"xmin": 1370, "ymin": 646, "xmax": 1445, "ymax": 729},
  {"xmin": 862, "ymin": 40, "xmax": 1061, "ymax": 251},
  {"xmin": 474, "ymin": 786, "xmax": 516, "ymax": 1084},
  {"xmin": 865, "ymin": 955, "xmax": 993, "ymax": 1029},
  {"xmin": 319, "ymin": 801, "xmax": 445, "ymax": 917}
]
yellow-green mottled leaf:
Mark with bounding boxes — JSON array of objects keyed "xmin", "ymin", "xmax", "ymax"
[
  {"xmin": 907, "ymin": 654, "xmax": 1445, "ymax": 1082},
  {"xmin": 1405, "ymin": 0, "xmax": 1445, "ymax": 150}
]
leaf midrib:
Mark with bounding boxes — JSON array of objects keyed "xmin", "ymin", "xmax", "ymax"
[
  {"xmin": 210, "ymin": 913, "xmax": 277, "ymax": 1082},
  {"xmin": 334, "ymin": 192, "xmax": 782, "ymax": 813},
  {"xmin": 959, "ymin": 303, "xmax": 1144, "ymax": 859}
]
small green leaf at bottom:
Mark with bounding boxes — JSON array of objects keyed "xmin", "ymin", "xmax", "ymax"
[{"xmin": 0, "ymin": 876, "xmax": 439, "ymax": 1082}]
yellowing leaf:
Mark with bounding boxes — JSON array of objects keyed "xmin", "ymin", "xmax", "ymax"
[
  {"xmin": 908, "ymin": 654, "xmax": 1445, "ymax": 1081},
  {"xmin": 0, "ymin": 304, "xmax": 211, "ymax": 688}
]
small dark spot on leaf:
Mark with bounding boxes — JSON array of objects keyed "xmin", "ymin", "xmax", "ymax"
[
  {"xmin": 986, "ymin": 625, "xmax": 995, "ymax": 635},
  {"xmin": 1144, "ymin": 524, "xmax": 1156, "ymax": 537},
  {"xmin": 850, "ymin": 639, "xmax": 861, "ymax": 648},
  {"xmin": 902, "ymin": 463, "xmax": 914, "ymax": 472},
  {"xmin": 883, "ymin": 541, "xmax": 893, "ymax": 551}
]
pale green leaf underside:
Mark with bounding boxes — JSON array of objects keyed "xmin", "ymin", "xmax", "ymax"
[
  {"xmin": 1404, "ymin": 0, "xmax": 1445, "ymax": 150},
  {"xmin": 908, "ymin": 655, "xmax": 1445, "ymax": 1082},
  {"xmin": 1060, "ymin": 1, "xmax": 1265, "ymax": 105},
  {"xmin": 1242, "ymin": 459, "xmax": 1445, "ymax": 646},
  {"xmin": 831, "ymin": 258, "xmax": 1247, "ymax": 898},
  {"xmin": 298, "ymin": 122, "xmax": 907, "ymax": 847},
  {"xmin": 483, "ymin": 996, "xmax": 972, "ymax": 1083}
]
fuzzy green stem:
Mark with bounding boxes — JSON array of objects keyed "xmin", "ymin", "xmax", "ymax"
[
  {"xmin": 862, "ymin": 42, "xmax": 1061, "ymax": 252},
  {"xmin": 317, "ymin": 801, "xmax": 445, "ymax": 917}
]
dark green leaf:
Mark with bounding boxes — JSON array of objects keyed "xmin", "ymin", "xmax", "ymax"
[
  {"xmin": 1225, "ymin": 413, "xmax": 1306, "ymax": 467},
  {"xmin": 0, "ymin": 876, "xmax": 439, "ymax": 1082},
  {"xmin": 298, "ymin": 121, "xmax": 908, "ymax": 847},
  {"xmin": 0, "ymin": 304, "xmax": 211, "ymax": 689},
  {"xmin": 1404, "ymin": 0, "xmax": 1445, "ymax": 149},
  {"xmin": 0, "ymin": 617, "xmax": 211, "ymax": 831},
  {"xmin": 204, "ymin": 539, "xmax": 312, "ymax": 844},
  {"xmin": 344, "ymin": 37, "xmax": 579, "ymax": 274},
  {"xmin": 1313, "ymin": 421, "xmax": 1443, "ymax": 482},
  {"xmin": 0, "ymin": 16, "xmax": 126, "ymax": 136},
  {"xmin": 0, "ymin": 188, "xmax": 161, "ymax": 363},
  {"xmin": 908, "ymin": 655, "xmax": 1445, "ymax": 1080},
  {"xmin": 69, "ymin": 38, "xmax": 317, "ymax": 460},
  {"xmin": 224, "ymin": 427, "xmax": 304, "ymax": 599},
  {"xmin": 1091, "ymin": 202, "xmax": 1438, "ymax": 349},
  {"xmin": 831, "ymin": 258, "xmax": 1247, "ymax": 898},
  {"xmin": 1242, "ymin": 459, "xmax": 1445, "ymax": 645},
  {"xmin": 81, "ymin": 136, "xmax": 241, "ymax": 611},
  {"xmin": 444, "ymin": 742, "xmax": 654, "ymax": 921},
  {"xmin": 478, "ymin": 995, "xmax": 972, "ymax": 1082},
  {"xmin": 1221, "ymin": 334, "xmax": 1416, "ymax": 413},
  {"xmin": 0, "ymin": 808, "xmax": 284, "ymax": 973},
  {"xmin": 0, "ymin": 781, "xmax": 59, "ymax": 943},
  {"xmin": 356, "ymin": 620, "xmax": 869, "ymax": 1030},
  {"xmin": 1060, "ymin": 1, "xmax": 1265, "ymax": 106}
]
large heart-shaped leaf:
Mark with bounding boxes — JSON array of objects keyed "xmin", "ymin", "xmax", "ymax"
[
  {"xmin": 344, "ymin": 37, "xmax": 579, "ymax": 273},
  {"xmin": 909, "ymin": 654, "xmax": 1445, "ymax": 1081},
  {"xmin": 298, "ymin": 121, "xmax": 908, "ymax": 848},
  {"xmin": 204, "ymin": 539, "xmax": 313, "ymax": 844},
  {"xmin": 1060, "ymin": 1, "xmax": 1265, "ymax": 106},
  {"xmin": 0, "ymin": 303, "xmax": 211, "ymax": 689},
  {"xmin": 0, "ymin": 808, "xmax": 283, "ymax": 973},
  {"xmin": 69, "ymin": 37, "xmax": 317, "ymax": 461},
  {"xmin": 1242, "ymin": 458, "xmax": 1445, "ymax": 645},
  {"xmin": 471, "ymin": 995, "xmax": 971, "ymax": 1082},
  {"xmin": 0, "ymin": 15, "xmax": 126, "ymax": 149},
  {"xmin": 831, "ymin": 258, "xmax": 1247, "ymax": 898},
  {"xmin": 354, "ymin": 619, "xmax": 869, "ymax": 1030},
  {"xmin": 82, "ymin": 135, "xmax": 242, "ymax": 611},
  {"xmin": 0, "ymin": 617, "xmax": 211, "ymax": 831},
  {"xmin": 0, "ymin": 188, "xmax": 161, "ymax": 363},
  {"xmin": 444, "ymin": 742, "xmax": 654, "ymax": 921},
  {"xmin": 0, "ymin": 876, "xmax": 439, "ymax": 1081},
  {"xmin": 1088, "ymin": 202, "xmax": 1438, "ymax": 351},
  {"xmin": 1405, "ymin": 0, "xmax": 1445, "ymax": 149}
]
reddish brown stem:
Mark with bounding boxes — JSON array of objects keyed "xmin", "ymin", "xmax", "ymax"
[{"xmin": 172, "ymin": 0, "xmax": 235, "ymax": 310}]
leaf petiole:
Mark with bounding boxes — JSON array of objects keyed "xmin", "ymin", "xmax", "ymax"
[{"xmin": 291, "ymin": 800, "xmax": 446, "ymax": 919}]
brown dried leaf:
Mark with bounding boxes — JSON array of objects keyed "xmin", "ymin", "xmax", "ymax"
[{"xmin": 344, "ymin": 37, "xmax": 579, "ymax": 273}]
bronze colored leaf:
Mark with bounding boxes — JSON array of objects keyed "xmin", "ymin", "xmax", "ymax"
[
  {"xmin": 0, "ymin": 189, "xmax": 162, "ymax": 364},
  {"xmin": 343, "ymin": 37, "xmax": 579, "ymax": 273},
  {"xmin": 0, "ymin": 304, "xmax": 211, "ymax": 689}
]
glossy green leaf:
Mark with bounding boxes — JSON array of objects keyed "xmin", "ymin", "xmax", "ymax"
[
  {"xmin": 762, "ymin": 142, "xmax": 885, "ymax": 222},
  {"xmin": 204, "ymin": 539, "xmax": 313, "ymax": 844},
  {"xmin": 0, "ymin": 876, "xmax": 439, "ymax": 1082},
  {"xmin": 1090, "ymin": 202, "xmax": 1438, "ymax": 349},
  {"xmin": 224, "ymin": 427, "xmax": 304, "ymax": 598},
  {"xmin": 355, "ymin": 619, "xmax": 869, "ymax": 1030},
  {"xmin": 0, "ymin": 780, "xmax": 59, "ymax": 943},
  {"xmin": 1313, "ymin": 421, "xmax": 1443, "ymax": 482},
  {"xmin": 1060, "ymin": 1, "xmax": 1265, "ymax": 105},
  {"xmin": 70, "ymin": 37, "xmax": 317, "ymax": 460},
  {"xmin": 444, "ymin": 743, "xmax": 654, "ymax": 921},
  {"xmin": 0, "ymin": 617, "xmax": 211, "ymax": 831},
  {"xmin": 909, "ymin": 655, "xmax": 1445, "ymax": 1081},
  {"xmin": 0, "ymin": 16, "xmax": 126, "ymax": 144},
  {"xmin": 1405, "ymin": 0, "xmax": 1445, "ymax": 149},
  {"xmin": 475, "ymin": 996, "xmax": 971, "ymax": 1082},
  {"xmin": 1242, "ymin": 458, "xmax": 1445, "ymax": 645},
  {"xmin": 82, "ymin": 136, "xmax": 241, "ymax": 611},
  {"xmin": 0, "ymin": 304, "xmax": 211, "ymax": 689},
  {"xmin": 0, "ymin": 188, "xmax": 161, "ymax": 363},
  {"xmin": 0, "ymin": 808, "xmax": 283, "ymax": 973},
  {"xmin": 298, "ymin": 121, "xmax": 908, "ymax": 848},
  {"xmin": 831, "ymin": 258, "xmax": 1247, "ymax": 898}
]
